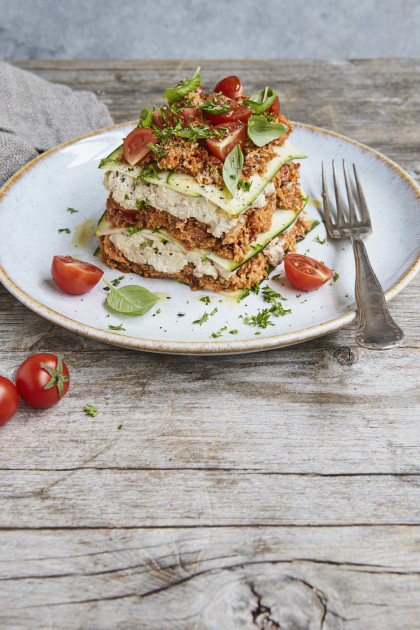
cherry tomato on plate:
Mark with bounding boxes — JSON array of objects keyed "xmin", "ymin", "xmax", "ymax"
[
  {"xmin": 205, "ymin": 98, "xmax": 253, "ymax": 125},
  {"xmin": 268, "ymin": 95, "xmax": 280, "ymax": 116},
  {"xmin": 0, "ymin": 376, "xmax": 19, "ymax": 425},
  {"xmin": 51, "ymin": 256, "xmax": 103, "ymax": 295},
  {"xmin": 206, "ymin": 122, "xmax": 247, "ymax": 161},
  {"xmin": 214, "ymin": 75, "xmax": 245, "ymax": 99},
  {"xmin": 123, "ymin": 127, "xmax": 159, "ymax": 165},
  {"xmin": 284, "ymin": 254, "xmax": 333, "ymax": 291},
  {"xmin": 15, "ymin": 354, "xmax": 70, "ymax": 409}
]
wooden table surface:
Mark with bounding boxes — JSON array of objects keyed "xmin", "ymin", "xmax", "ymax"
[{"xmin": 1, "ymin": 59, "xmax": 420, "ymax": 630}]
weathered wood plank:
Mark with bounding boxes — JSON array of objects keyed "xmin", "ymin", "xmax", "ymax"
[
  {"xmin": 2, "ymin": 469, "xmax": 420, "ymax": 527},
  {"xmin": 1, "ymin": 526, "xmax": 420, "ymax": 630}
]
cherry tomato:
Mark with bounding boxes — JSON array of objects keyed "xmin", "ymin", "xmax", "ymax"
[
  {"xmin": 284, "ymin": 254, "xmax": 333, "ymax": 291},
  {"xmin": 0, "ymin": 376, "xmax": 19, "ymax": 425},
  {"xmin": 15, "ymin": 354, "xmax": 70, "ymax": 409},
  {"xmin": 205, "ymin": 99, "xmax": 253, "ymax": 125},
  {"xmin": 214, "ymin": 76, "xmax": 245, "ymax": 99},
  {"xmin": 153, "ymin": 107, "xmax": 198, "ymax": 129},
  {"xmin": 123, "ymin": 127, "xmax": 159, "ymax": 165},
  {"xmin": 51, "ymin": 256, "xmax": 103, "ymax": 295},
  {"xmin": 268, "ymin": 95, "xmax": 280, "ymax": 116},
  {"xmin": 206, "ymin": 122, "xmax": 247, "ymax": 161}
]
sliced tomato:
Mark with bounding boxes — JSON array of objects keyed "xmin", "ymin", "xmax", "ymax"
[
  {"xmin": 205, "ymin": 101, "xmax": 253, "ymax": 125},
  {"xmin": 123, "ymin": 127, "xmax": 159, "ymax": 165},
  {"xmin": 284, "ymin": 254, "xmax": 333, "ymax": 291},
  {"xmin": 206, "ymin": 122, "xmax": 247, "ymax": 161},
  {"xmin": 0, "ymin": 376, "xmax": 19, "ymax": 425},
  {"xmin": 268, "ymin": 95, "xmax": 280, "ymax": 116},
  {"xmin": 51, "ymin": 256, "xmax": 103, "ymax": 295},
  {"xmin": 214, "ymin": 76, "xmax": 245, "ymax": 99}
]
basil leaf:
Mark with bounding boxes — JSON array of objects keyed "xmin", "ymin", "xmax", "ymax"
[
  {"xmin": 222, "ymin": 144, "xmax": 244, "ymax": 198},
  {"xmin": 200, "ymin": 100, "xmax": 230, "ymax": 115},
  {"xmin": 104, "ymin": 279, "xmax": 159, "ymax": 315},
  {"xmin": 163, "ymin": 67, "xmax": 201, "ymax": 103},
  {"xmin": 138, "ymin": 107, "xmax": 153, "ymax": 128},
  {"xmin": 247, "ymin": 115, "xmax": 289, "ymax": 147},
  {"xmin": 243, "ymin": 86, "xmax": 276, "ymax": 114}
]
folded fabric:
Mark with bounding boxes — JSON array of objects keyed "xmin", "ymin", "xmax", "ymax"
[{"xmin": 0, "ymin": 62, "xmax": 113, "ymax": 187}]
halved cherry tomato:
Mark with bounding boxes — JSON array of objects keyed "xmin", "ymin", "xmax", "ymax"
[
  {"xmin": 206, "ymin": 122, "xmax": 247, "ymax": 161},
  {"xmin": 284, "ymin": 254, "xmax": 333, "ymax": 291},
  {"xmin": 268, "ymin": 95, "xmax": 280, "ymax": 116},
  {"xmin": 153, "ymin": 107, "xmax": 198, "ymax": 129},
  {"xmin": 15, "ymin": 354, "xmax": 70, "ymax": 409},
  {"xmin": 123, "ymin": 127, "xmax": 159, "ymax": 165},
  {"xmin": 205, "ymin": 100, "xmax": 253, "ymax": 125},
  {"xmin": 214, "ymin": 76, "xmax": 245, "ymax": 99},
  {"xmin": 0, "ymin": 376, "xmax": 19, "ymax": 425},
  {"xmin": 51, "ymin": 256, "xmax": 103, "ymax": 295}
]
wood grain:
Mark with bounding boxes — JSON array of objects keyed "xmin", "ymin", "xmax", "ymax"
[{"xmin": 1, "ymin": 59, "xmax": 420, "ymax": 629}]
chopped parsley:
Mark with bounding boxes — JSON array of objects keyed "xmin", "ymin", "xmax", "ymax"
[
  {"xmin": 66, "ymin": 207, "xmax": 78, "ymax": 214},
  {"xmin": 118, "ymin": 424, "xmax": 123, "ymax": 429},
  {"xmin": 111, "ymin": 276, "xmax": 125, "ymax": 286},
  {"xmin": 238, "ymin": 179, "xmax": 252, "ymax": 192},
  {"xmin": 139, "ymin": 163, "xmax": 160, "ymax": 182},
  {"xmin": 129, "ymin": 225, "xmax": 141, "ymax": 236},
  {"xmin": 262, "ymin": 285, "xmax": 286, "ymax": 303},
  {"xmin": 124, "ymin": 194, "xmax": 130, "ymax": 200},
  {"xmin": 333, "ymin": 271, "xmax": 340, "ymax": 282},
  {"xmin": 211, "ymin": 325, "xmax": 227, "ymax": 339},
  {"xmin": 136, "ymin": 199, "xmax": 144, "ymax": 209},
  {"xmin": 229, "ymin": 329, "xmax": 239, "ymax": 335},
  {"xmin": 241, "ymin": 309, "xmax": 275, "ymax": 329},
  {"xmin": 236, "ymin": 282, "xmax": 261, "ymax": 302},
  {"xmin": 193, "ymin": 312, "xmax": 209, "ymax": 326},
  {"xmin": 139, "ymin": 241, "xmax": 147, "ymax": 250},
  {"xmin": 156, "ymin": 308, "xmax": 161, "ymax": 314},
  {"xmin": 108, "ymin": 323, "xmax": 126, "ymax": 331},
  {"xmin": 210, "ymin": 307, "xmax": 218, "ymax": 316},
  {"xmin": 315, "ymin": 236, "xmax": 326, "ymax": 244},
  {"xmin": 58, "ymin": 228, "xmax": 70, "ymax": 234},
  {"xmin": 84, "ymin": 404, "xmax": 98, "ymax": 417},
  {"xmin": 144, "ymin": 197, "xmax": 151, "ymax": 206},
  {"xmin": 200, "ymin": 296, "xmax": 211, "ymax": 304}
]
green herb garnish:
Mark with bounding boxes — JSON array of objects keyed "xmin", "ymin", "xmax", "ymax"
[
  {"xmin": 58, "ymin": 228, "xmax": 70, "ymax": 234},
  {"xmin": 139, "ymin": 163, "xmax": 161, "ymax": 182},
  {"xmin": 243, "ymin": 87, "xmax": 276, "ymax": 114},
  {"xmin": 111, "ymin": 276, "xmax": 125, "ymax": 286},
  {"xmin": 138, "ymin": 107, "xmax": 153, "ymax": 128},
  {"xmin": 262, "ymin": 286, "xmax": 286, "ymax": 303},
  {"xmin": 163, "ymin": 67, "xmax": 201, "ymax": 103},
  {"xmin": 223, "ymin": 144, "xmax": 243, "ymax": 198},
  {"xmin": 66, "ymin": 207, "xmax": 78, "ymax": 214},
  {"xmin": 247, "ymin": 115, "xmax": 289, "ymax": 147},
  {"xmin": 84, "ymin": 404, "xmax": 98, "ymax": 417},
  {"xmin": 200, "ymin": 296, "xmax": 211, "ymax": 304},
  {"xmin": 200, "ymin": 100, "xmax": 230, "ymax": 115},
  {"xmin": 193, "ymin": 312, "xmax": 209, "ymax": 326},
  {"xmin": 315, "ymin": 236, "xmax": 326, "ymax": 244},
  {"xmin": 103, "ymin": 279, "xmax": 159, "ymax": 315},
  {"xmin": 129, "ymin": 225, "xmax": 141, "ymax": 236},
  {"xmin": 333, "ymin": 272, "xmax": 340, "ymax": 282},
  {"xmin": 108, "ymin": 323, "xmax": 126, "ymax": 331}
]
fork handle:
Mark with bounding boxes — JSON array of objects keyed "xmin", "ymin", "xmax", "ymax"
[{"xmin": 351, "ymin": 236, "xmax": 404, "ymax": 349}]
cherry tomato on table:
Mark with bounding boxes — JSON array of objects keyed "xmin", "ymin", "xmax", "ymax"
[
  {"xmin": 214, "ymin": 76, "xmax": 245, "ymax": 99},
  {"xmin": 15, "ymin": 354, "xmax": 70, "ymax": 409},
  {"xmin": 123, "ymin": 127, "xmax": 159, "ymax": 165},
  {"xmin": 0, "ymin": 376, "xmax": 19, "ymax": 425},
  {"xmin": 206, "ymin": 122, "xmax": 247, "ymax": 161},
  {"xmin": 51, "ymin": 256, "xmax": 103, "ymax": 295},
  {"xmin": 284, "ymin": 254, "xmax": 333, "ymax": 291}
]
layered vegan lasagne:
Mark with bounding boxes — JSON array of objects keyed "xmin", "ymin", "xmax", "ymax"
[{"xmin": 96, "ymin": 69, "xmax": 314, "ymax": 292}]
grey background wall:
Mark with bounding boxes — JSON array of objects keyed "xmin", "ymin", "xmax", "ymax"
[{"xmin": 0, "ymin": 0, "xmax": 419, "ymax": 60}]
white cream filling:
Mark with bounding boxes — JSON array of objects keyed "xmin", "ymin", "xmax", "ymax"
[
  {"xmin": 109, "ymin": 228, "xmax": 233, "ymax": 280},
  {"xmin": 104, "ymin": 172, "xmax": 275, "ymax": 239}
]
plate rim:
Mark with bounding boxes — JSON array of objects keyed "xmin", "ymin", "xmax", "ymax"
[{"xmin": 1, "ymin": 121, "xmax": 419, "ymax": 355}]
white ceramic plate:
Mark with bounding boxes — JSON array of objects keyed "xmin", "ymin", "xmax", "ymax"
[{"xmin": 0, "ymin": 122, "xmax": 419, "ymax": 355}]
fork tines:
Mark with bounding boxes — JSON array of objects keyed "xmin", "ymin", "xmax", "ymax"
[{"xmin": 322, "ymin": 160, "xmax": 372, "ymax": 237}]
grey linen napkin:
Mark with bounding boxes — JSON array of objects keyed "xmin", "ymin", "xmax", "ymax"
[{"xmin": 0, "ymin": 62, "xmax": 113, "ymax": 187}]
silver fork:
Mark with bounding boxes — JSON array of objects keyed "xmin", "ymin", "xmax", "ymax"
[{"xmin": 322, "ymin": 160, "xmax": 404, "ymax": 350}]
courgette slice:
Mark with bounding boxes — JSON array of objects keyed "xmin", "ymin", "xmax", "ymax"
[
  {"xmin": 163, "ymin": 141, "xmax": 306, "ymax": 216},
  {"xmin": 98, "ymin": 145, "xmax": 124, "ymax": 169},
  {"xmin": 207, "ymin": 209, "xmax": 300, "ymax": 272},
  {"xmin": 99, "ymin": 140, "xmax": 306, "ymax": 216}
]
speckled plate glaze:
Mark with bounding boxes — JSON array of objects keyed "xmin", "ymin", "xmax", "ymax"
[{"xmin": 0, "ymin": 122, "xmax": 419, "ymax": 355}]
